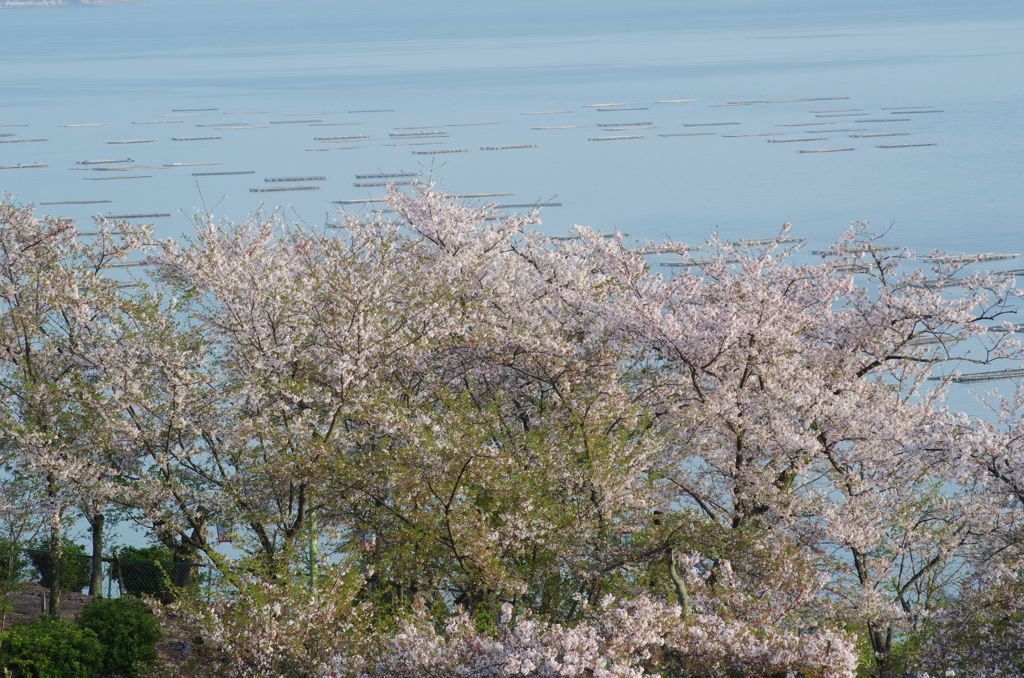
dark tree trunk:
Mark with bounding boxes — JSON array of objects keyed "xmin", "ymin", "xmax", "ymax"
[
  {"xmin": 46, "ymin": 474, "xmax": 61, "ymax": 616},
  {"xmin": 89, "ymin": 512, "xmax": 104, "ymax": 597}
]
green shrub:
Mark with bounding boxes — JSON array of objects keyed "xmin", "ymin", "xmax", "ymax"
[
  {"xmin": 76, "ymin": 597, "xmax": 162, "ymax": 677},
  {"xmin": 0, "ymin": 615, "xmax": 103, "ymax": 678},
  {"xmin": 25, "ymin": 540, "xmax": 92, "ymax": 593}
]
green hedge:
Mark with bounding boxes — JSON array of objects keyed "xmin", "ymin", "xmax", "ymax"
[
  {"xmin": 0, "ymin": 616, "xmax": 103, "ymax": 678},
  {"xmin": 77, "ymin": 597, "xmax": 162, "ymax": 677}
]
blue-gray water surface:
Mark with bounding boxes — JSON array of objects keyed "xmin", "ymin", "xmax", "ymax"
[{"xmin": 2, "ymin": 0, "xmax": 1023, "ymax": 418}]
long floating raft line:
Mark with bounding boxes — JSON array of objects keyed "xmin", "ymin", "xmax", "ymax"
[
  {"xmin": 316, "ymin": 135, "xmax": 372, "ymax": 140},
  {"xmin": 71, "ymin": 166, "xmax": 163, "ymax": 172},
  {"xmin": 532, "ymin": 126, "xmax": 585, "ymax": 130},
  {"xmin": 266, "ymin": 176, "xmax": 327, "ymax": 182},
  {"xmin": 249, "ymin": 185, "xmax": 322, "ymax": 192},
  {"xmin": 876, "ymin": 143, "xmax": 937, "ymax": 148},
  {"xmin": 101, "ymin": 261, "xmax": 146, "ymax": 268},
  {"xmin": 164, "ymin": 162, "xmax": 222, "ymax": 167},
  {"xmin": 0, "ymin": 124, "xmax": 29, "ymax": 127},
  {"xmin": 384, "ymin": 142, "xmax": 440, "ymax": 147},
  {"xmin": 597, "ymin": 107, "xmax": 648, "ymax": 111},
  {"xmin": 798, "ymin": 147, "xmax": 856, "ymax": 153},
  {"xmin": 597, "ymin": 122, "xmax": 653, "ymax": 127},
  {"xmin": 856, "ymin": 119, "xmax": 910, "ymax": 122},
  {"xmin": 726, "ymin": 237, "xmax": 806, "ymax": 246},
  {"xmin": 354, "ymin": 172, "xmax": 416, "ymax": 179},
  {"xmin": 60, "ymin": 123, "xmax": 108, "ymax": 127},
  {"xmin": 499, "ymin": 203, "xmax": 561, "ymax": 208},
  {"xmin": 480, "ymin": 144, "xmax": 538, "ymax": 150},
  {"xmin": 661, "ymin": 257, "xmax": 741, "ymax": 266},
  {"xmin": 105, "ymin": 213, "xmax": 171, "ymax": 219},
  {"xmin": 659, "ymin": 132, "xmax": 715, "ymax": 137},
  {"xmin": 898, "ymin": 110, "xmax": 943, "ymax": 114},
  {"xmin": 810, "ymin": 109, "xmax": 862, "ymax": 113},
  {"xmin": 0, "ymin": 138, "xmax": 48, "ymax": 143},
  {"xmin": 172, "ymin": 136, "xmax": 222, "ymax": 141},
  {"xmin": 583, "ymin": 103, "xmax": 626, "ymax": 108},
  {"xmin": 306, "ymin": 146, "xmax": 363, "ymax": 151},
  {"xmin": 882, "ymin": 106, "xmax": 933, "ymax": 110},
  {"xmin": 84, "ymin": 175, "xmax": 152, "ymax": 180},
  {"xmin": 354, "ymin": 181, "xmax": 418, "ymax": 187},
  {"xmin": 850, "ymin": 132, "xmax": 911, "ymax": 138},
  {"xmin": 107, "ymin": 140, "xmax": 156, "ymax": 144},
  {"xmin": 930, "ymin": 368, "xmax": 1024, "ymax": 384},
  {"xmin": 454, "ymin": 193, "xmax": 513, "ymax": 198},
  {"xmin": 192, "ymin": 171, "xmax": 256, "ymax": 176},
  {"xmin": 811, "ymin": 245, "xmax": 902, "ymax": 255},
  {"xmin": 924, "ymin": 253, "xmax": 1019, "ymax": 263},
  {"xmin": 588, "ymin": 135, "xmax": 643, "ymax": 141},
  {"xmin": 270, "ymin": 120, "xmax": 322, "ymax": 124},
  {"xmin": 768, "ymin": 137, "xmax": 829, "ymax": 143},
  {"xmin": 39, "ymin": 201, "xmax": 111, "ymax": 205},
  {"xmin": 550, "ymin": 232, "xmax": 631, "ymax": 240},
  {"xmin": 212, "ymin": 126, "xmax": 267, "ymax": 130},
  {"xmin": 633, "ymin": 245, "xmax": 702, "ymax": 255},
  {"xmin": 411, "ymin": 148, "xmax": 469, "ymax": 154},
  {"xmin": 0, "ymin": 163, "xmax": 48, "ymax": 169}
]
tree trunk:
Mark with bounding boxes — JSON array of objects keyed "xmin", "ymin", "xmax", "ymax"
[
  {"xmin": 89, "ymin": 513, "xmax": 104, "ymax": 597},
  {"xmin": 47, "ymin": 526, "xmax": 62, "ymax": 616},
  {"xmin": 46, "ymin": 474, "xmax": 62, "ymax": 616}
]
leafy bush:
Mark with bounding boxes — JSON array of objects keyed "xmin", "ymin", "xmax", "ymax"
[
  {"xmin": 25, "ymin": 540, "xmax": 92, "ymax": 593},
  {"xmin": 77, "ymin": 597, "xmax": 162, "ymax": 677},
  {"xmin": 0, "ymin": 615, "xmax": 103, "ymax": 678}
]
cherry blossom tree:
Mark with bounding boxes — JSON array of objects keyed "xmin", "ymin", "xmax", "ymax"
[
  {"xmin": 3, "ymin": 186, "xmax": 1020, "ymax": 674},
  {"xmin": 0, "ymin": 200, "xmax": 149, "ymax": 613}
]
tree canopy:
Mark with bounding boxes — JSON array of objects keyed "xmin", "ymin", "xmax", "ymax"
[{"xmin": 1, "ymin": 188, "xmax": 1022, "ymax": 677}]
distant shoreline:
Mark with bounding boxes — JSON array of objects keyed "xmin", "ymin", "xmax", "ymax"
[{"xmin": 1, "ymin": 0, "xmax": 145, "ymax": 7}]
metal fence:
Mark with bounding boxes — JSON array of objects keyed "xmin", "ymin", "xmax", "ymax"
[{"xmin": 14, "ymin": 548, "xmax": 206, "ymax": 598}]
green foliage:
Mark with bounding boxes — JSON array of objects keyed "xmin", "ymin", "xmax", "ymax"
[
  {"xmin": 77, "ymin": 597, "xmax": 162, "ymax": 677},
  {"xmin": 0, "ymin": 616, "xmax": 103, "ymax": 678},
  {"xmin": 25, "ymin": 540, "xmax": 91, "ymax": 593}
]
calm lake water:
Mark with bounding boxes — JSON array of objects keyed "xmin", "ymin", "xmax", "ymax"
[{"xmin": 2, "ymin": 0, "xmax": 1023, "ymax": 414}]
